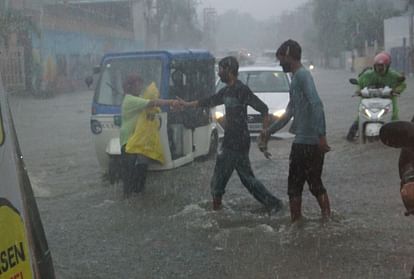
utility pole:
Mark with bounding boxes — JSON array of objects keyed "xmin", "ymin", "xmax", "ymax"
[
  {"xmin": 144, "ymin": 0, "xmax": 162, "ymax": 49},
  {"xmin": 410, "ymin": 3, "xmax": 414, "ymax": 74},
  {"xmin": 203, "ymin": 7, "xmax": 216, "ymax": 52}
]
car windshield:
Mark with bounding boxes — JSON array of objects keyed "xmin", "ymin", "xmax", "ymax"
[
  {"xmin": 216, "ymin": 70, "xmax": 290, "ymax": 92},
  {"xmin": 95, "ymin": 58, "xmax": 162, "ymax": 106}
]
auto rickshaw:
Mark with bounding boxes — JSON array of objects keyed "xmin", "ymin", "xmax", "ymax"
[{"xmin": 89, "ymin": 50, "xmax": 219, "ymax": 183}]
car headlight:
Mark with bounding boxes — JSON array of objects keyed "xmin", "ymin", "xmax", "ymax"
[
  {"xmin": 273, "ymin": 109, "xmax": 286, "ymax": 118},
  {"xmin": 309, "ymin": 64, "xmax": 315, "ymax": 70},
  {"xmin": 215, "ymin": 111, "xmax": 224, "ymax": 120}
]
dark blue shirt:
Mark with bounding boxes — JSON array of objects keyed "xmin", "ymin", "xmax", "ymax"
[{"xmin": 199, "ymin": 80, "xmax": 269, "ymax": 151}]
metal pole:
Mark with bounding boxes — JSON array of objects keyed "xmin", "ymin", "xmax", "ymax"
[
  {"xmin": 410, "ymin": 7, "xmax": 414, "ymax": 75},
  {"xmin": 403, "ymin": 37, "xmax": 407, "ymax": 74}
]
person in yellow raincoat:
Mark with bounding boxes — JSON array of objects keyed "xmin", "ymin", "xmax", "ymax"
[{"xmin": 120, "ymin": 74, "xmax": 178, "ymax": 198}]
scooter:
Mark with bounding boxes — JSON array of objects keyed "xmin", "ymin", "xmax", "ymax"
[{"xmin": 349, "ymin": 78, "xmax": 394, "ymax": 143}]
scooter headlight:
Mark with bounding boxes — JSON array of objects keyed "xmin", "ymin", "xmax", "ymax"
[
  {"xmin": 363, "ymin": 108, "xmax": 372, "ymax": 118},
  {"xmin": 377, "ymin": 109, "xmax": 386, "ymax": 119}
]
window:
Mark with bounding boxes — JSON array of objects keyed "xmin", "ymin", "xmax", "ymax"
[
  {"xmin": 216, "ymin": 70, "xmax": 290, "ymax": 93},
  {"xmin": 95, "ymin": 58, "xmax": 163, "ymax": 106},
  {"xmin": 239, "ymin": 71, "xmax": 290, "ymax": 93}
]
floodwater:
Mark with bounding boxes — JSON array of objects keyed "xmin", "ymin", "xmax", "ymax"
[{"xmin": 9, "ymin": 68, "xmax": 414, "ymax": 278}]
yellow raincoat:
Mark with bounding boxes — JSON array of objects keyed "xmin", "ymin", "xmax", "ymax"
[{"xmin": 126, "ymin": 82, "xmax": 165, "ymax": 164}]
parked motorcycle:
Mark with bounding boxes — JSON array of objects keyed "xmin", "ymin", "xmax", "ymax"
[{"xmin": 349, "ymin": 78, "xmax": 394, "ymax": 143}]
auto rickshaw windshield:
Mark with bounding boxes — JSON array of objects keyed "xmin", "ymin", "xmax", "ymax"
[{"xmin": 95, "ymin": 57, "xmax": 163, "ymax": 106}]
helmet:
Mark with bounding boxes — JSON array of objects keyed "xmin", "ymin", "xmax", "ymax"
[
  {"xmin": 374, "ymin": 51, "xmax": 391, "ymax": 66},
  {"xmin": 401, "ymin": 181, "xmax": 414, "ymax": 216}
]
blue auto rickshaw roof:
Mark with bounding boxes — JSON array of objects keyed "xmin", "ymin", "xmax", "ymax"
[{"xmin": 101, "ymin": 49, "xmax": 215, "ymax": 62}]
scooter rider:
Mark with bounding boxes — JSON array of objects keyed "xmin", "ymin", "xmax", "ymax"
[{"xmin": 346, "ymin": 51, "xmax": 406, "ymax": 141}]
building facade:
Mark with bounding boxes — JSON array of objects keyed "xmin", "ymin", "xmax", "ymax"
[{"xmin": 1, "ymin": 0, "xmax": 146, "ymax": 94}]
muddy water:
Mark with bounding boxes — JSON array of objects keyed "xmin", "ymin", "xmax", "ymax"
[{"xmin": 9, "ymin": 69, "xmax": 414, "ymax": 278}]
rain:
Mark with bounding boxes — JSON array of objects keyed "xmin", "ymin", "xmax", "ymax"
[{"xmin": 1, "ymin": 0, "xmax": 414, "ymax": 278}]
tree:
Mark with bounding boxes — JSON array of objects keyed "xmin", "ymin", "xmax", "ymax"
[
  {"xmin": 0, "ymin": 9, "xmax": 40, "ymax": 95},
  {"xmin": 144, "ymin": 0, "xmax": 201, "ymax": 49},
  {"xmin": 340, "ymin": 0, "xmax": 400, "ymax": 53},
  {"xmin": 313, "ymin": 0, "xmax": 400, "ymax": 67},
  {"xmin": 313, "ymin": 0, "xmax": 342, "ymax": 67},
  {"xmin": 160, "ymin": 0, "xmax": 202, "ymax": 48}
]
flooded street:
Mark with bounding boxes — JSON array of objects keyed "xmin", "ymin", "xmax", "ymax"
[{"xmin": 9, "ymin": 68, "xmax": 414, "ymax": 278}]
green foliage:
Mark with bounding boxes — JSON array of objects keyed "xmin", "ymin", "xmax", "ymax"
[
  {"xmin": 340, "ymin": 0, "xmax": 400, "ymax": 51},
  {"xmin": 160, "ymin": 0, "xmax": 202, "ymax": 48},
  {"xmin": 313, "ymin": 0, "xmax": 401, "ymax": 61},
  {"xmin": 313, "ymin": 0, "xmax": 342, "ymax": 58},
  {"xmin": 145, "ymin": 0, "xmax": 202, "ymax": 48}
]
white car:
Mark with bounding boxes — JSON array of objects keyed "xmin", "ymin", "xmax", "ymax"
[{"xmin": 215, "ymin": 65, "xmax": 293, "ymax": 138}]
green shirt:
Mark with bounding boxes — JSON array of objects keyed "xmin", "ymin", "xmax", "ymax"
[
  {"xmin": 120, "ymin": 95, "xmax": 150, "ymax": 146},
  {"xmin": 357, "ymin": 68, "xmax": 406, "ymax": 94}
]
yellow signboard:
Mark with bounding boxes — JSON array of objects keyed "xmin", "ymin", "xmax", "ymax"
[
  {"xmin": 0, "ymin": 200, "xmax": 33, "ymax": 279},
  {"xmin": 0, "ymin": 75, "xmax": 55, "ymax": 278}
]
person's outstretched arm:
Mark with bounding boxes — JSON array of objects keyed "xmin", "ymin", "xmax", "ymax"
[{"xmin": 148, "ymin": 99, "xmax": 179, "ymax": 108}]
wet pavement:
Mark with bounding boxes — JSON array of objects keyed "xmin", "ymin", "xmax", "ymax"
[{"xmin": 9, "ymin": 68, "xmax": 414, "ymax": 278}]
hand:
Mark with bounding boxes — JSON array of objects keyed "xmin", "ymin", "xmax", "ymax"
[
  {"xmin": 319, "ymin": 136, "xmax": 331, "ymax": 153},
  {"xmin": 175, "ymin": 96, "xmax": 193, "ymax": 108},
  {"xmin": 260, "ymin": 129, "xmax": 270, "ymax": 143},
  {"xmin": 258, "ymin": 130, "xmax": 272, "ymax": 159},
  {"xmin": 169, "ymin": 99, "xmax": 182, "ymax": 111},
  {"xmin": 258, "ymin": 130, "xmax": 268, "ymax": 150}
]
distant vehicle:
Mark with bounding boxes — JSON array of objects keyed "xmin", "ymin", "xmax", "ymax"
[
  {"xmin": 349, "ymin": 78, "xmax": 395, "ymax": 143},
  {"xmin": 214, "ymin": 65, "xmax": 293, "ymax": 138},
  {"xmin": 255, "ymin": 50, "xmax": 277, "ymax": 65},
  {"xmin": 222, "ymin": 49, "xmax": 255, "ymax": 66},
  {"xmin": 302, "ymin": 58, "xmax": 315, "ymax": 71},
  {"xmin": 89, "ymin": 50, "xmax": 219, "ymax": 182}
]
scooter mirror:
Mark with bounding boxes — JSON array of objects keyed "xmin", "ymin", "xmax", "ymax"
[{"xmin": 349, "ymin": 78, "xmax": 358, "ymax": 85}]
